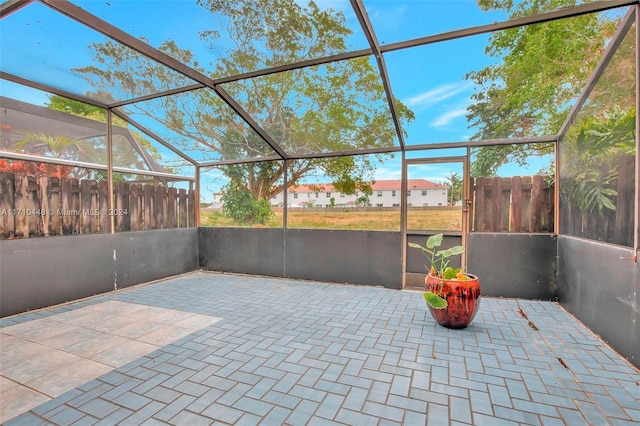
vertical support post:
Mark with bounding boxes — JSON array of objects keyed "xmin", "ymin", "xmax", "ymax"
[
  {"xmin": 283, "ymin": 160, "xmax": 288, "ymax": 277},
  {"xmin": 283, "ymin": 160, "xmax": 288, "ymax": 229},
  {"xmin": 400, "ymin": 151, "xmax": 407, "ymax": 289},
  {"xmin": 635, "ymin": 5, "xmax": 639, "ymax": 260},
  {"xmin": 462, "ymin": 147, "xmax": 470, "ymax": 267},
  {"xmin": 195, "ymin": 165, "xmax": 201, "ymax": 227},
  {"xmin": 554, "ymin": 138, "xmax": 560, "ymax": 235},
  {"xmin": 107, "ymin": 109, "xmax": 115, "ymax": 234}
]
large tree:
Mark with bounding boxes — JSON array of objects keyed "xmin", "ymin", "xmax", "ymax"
[
  {"xmin": 467, "ymin": 0, "xmax": 623, "ymax": 176},
  {"xmin": 73, "ymin": 0, "xmax": 413, "ymax": 218}
]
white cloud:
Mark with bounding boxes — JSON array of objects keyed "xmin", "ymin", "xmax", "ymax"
[
  {"xmin": 431, "ymin": 108, "xmax": 468, "ymax": 128},
  {"xmin": 404, "ymin": 82, "xmax": 472, "ymax": 110},
  {"xmin": 368, "ymin": 5, "xmax": 408, "ymax": 31}
]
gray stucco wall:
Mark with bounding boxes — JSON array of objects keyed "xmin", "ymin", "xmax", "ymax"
[
  {"xmin": 557, "ymin": 236, "xmax": 639, "ymax": 369},
  {"xmin": 0, "ymin": 228, "xmax": 198, "ymax": 317},
  {"xmin": 467, "ymin": 233, "xmax": 558, "ymax": 300},
  {"xmin": 199, "ymin": 228, "xmax": 402, "ymax": 289}
]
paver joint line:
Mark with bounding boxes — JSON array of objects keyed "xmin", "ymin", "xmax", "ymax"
[{"xmin": 1, "ymin": 272, "xmax": 638, "ymax": 426}]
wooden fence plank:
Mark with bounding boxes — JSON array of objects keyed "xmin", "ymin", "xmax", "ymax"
[
  {"xmin": 531, "ymin": 175, "xmax": 544, "ymax": 232},
  {"xmin": 144, "ymin": 184, "xmax": 155, "ymax": 230},
  {"xmin": 98, "ymin": 181, "xmax": 109, "ymax": 233},
  {"xmin": 167, "ymin": 187, "xmax": 177, "ymax": 228},
  {"xmin": 188, "ymin": 189, "xmax": 196, "ymax": 227},
  {"xmin": 115, "ymin": 182, "xmax": 130, "ymax": 232},
  {"xmin": 0, "ymin": 172, "xmax": 15, "ymax": 238},
  {"xmin": 179, "ymin": 188, "xmax": 187, "ymax": 228},
  {"xmin": 511, "ymin": 176, "xmax": 522, "ymax": 232},
  {"xmin": 49, "ymin": 177, "xmax": 61, "ymax": 236},
  {"xmin": 474, "ymin": 178, "xmax": 485, "ymax": 231},
  {"xmin": 70, "ymin": 178, "xmax": 80, "ymax": 235},
  {"xmin": 130, "ymin": 183, "xmax": 143, "ymax": 231},
  {"xmin": 615, "ymin": 155, "xmax": 634, "ymax": 247},
  {"xmin": 61, "ymin": 178, "xmax": 72, "ymax": 235},
  {"xmin": 27, "ymin": 176, "xmax": 40, "ymax": 237},
  {"xmin": 491, "ymin": 177, "xmax": 502, "ymax": 232},
  {"xmin": 156, "ymin": 185, "xmax": 166, "ymax": 229},
  {"xmin": 39, "ymin": 176, "xmax": 50, "ymax": 237},
  {"xmin": 81, "ymin": 180, "xmax": 93, "ymax": 235},
  {"xmin": 15, "ymin": 175, "xmax": 30, "ymax": 238}
]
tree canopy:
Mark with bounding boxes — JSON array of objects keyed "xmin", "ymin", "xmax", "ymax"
[
  {"xmin": 468, "ymin": 0, "xmax": 623, "ymax": 176},
  {"xmin": 73, "ymin": 0, "xmax": 413, "ymax": 223}
]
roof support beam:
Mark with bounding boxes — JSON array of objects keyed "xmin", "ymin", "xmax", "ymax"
[
  {"xmin": 214, "ymin": 86, "xmax": 288, "ymax": 160},
  {"xmin": 350, "ymin": 0, "xmax": 406, "ymax": 151},
  {"xmin": 0, "ymin": 0, "xmax": 32, "ymax": 18},
  {"xmin": 1, "ymin": 72, "xmax": 110, "ymax": 110},
  {"xmin": 110, "ymin": 109, "xmax": 199, "ymax": 166},
  {"xmin": 382, "ymin": 0, "xmax": 638, "ymax": 54},
  {"xmin": 0, "ymin": 150, "xmax": 195, "ymax": 181},
  {"xmin": 39, "ymin": 0, "xmax": 287, "ymax": 163}
]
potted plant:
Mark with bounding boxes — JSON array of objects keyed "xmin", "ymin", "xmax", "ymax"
[{"xmin": 409, "ymin": 233, "xmax": 481, "ymax": 329}]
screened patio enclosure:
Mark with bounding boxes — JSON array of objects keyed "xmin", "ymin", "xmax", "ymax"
[{"xmin": 0, "ymin": 0, "xmax": 638, "ymax": 368}]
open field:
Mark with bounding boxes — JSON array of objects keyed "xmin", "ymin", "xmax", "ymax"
[{"xmin": 200, "ymin": 207, "xmax": 463, "ymax": 231}]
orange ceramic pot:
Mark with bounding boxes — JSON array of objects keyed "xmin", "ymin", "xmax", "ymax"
[{"xmin": 425, "ymin": 273, "xmax": 481, "ymax": 329}]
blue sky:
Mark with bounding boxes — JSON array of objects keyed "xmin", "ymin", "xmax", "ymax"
[{"xmin": 0, "ymin": 0, "xmax": 555, "ymax": 198}]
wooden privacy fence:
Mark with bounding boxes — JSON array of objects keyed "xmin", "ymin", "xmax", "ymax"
[
  {"xmin": 472, "ymin": 175, "xmax": 554, "ymax": 233},
  {"xmin": 560, "ymin": 155, "xmax": 634, "ymax": 247},
  {"xmin": 0, "ymin": 172, "xmax": 195, "ymax": 239}
]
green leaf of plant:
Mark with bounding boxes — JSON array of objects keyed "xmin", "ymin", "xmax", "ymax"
[
  {"xmin": 424, "ymin": 292, "xmax": 448, "ymax": 309},
  {"xmin": 449, "ymin": 246, "xmax": 465, "ymax": 256},
  {"xmin": 443, "ymin": 266, "xmax": 456, "ymax": 279},
  {"xmin": 426, "ymin": 233, "xmax": 443, "ymax": 249}
]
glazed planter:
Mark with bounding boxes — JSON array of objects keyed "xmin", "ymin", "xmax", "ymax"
[{"xmin": 425, "ymin": 273, "xmax": 481, "ymax": 329}]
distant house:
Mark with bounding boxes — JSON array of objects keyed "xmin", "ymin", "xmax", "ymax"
[{"xmin": 269, "ymin": 179, "xmax": 449, "ymax": 208}]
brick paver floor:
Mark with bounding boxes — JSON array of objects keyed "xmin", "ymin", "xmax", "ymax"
[{"xmin": 1, "ymin": 271, "xmax": 639, "ymax": 425}]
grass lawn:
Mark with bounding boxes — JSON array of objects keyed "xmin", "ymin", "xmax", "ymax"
[{"xmin": 200, "ymin": 207, "xmax": 463, "ymax": 231}]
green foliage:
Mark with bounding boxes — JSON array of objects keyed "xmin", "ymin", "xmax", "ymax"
[
  {"xmin": 71, "ymin": 0, "xmax": 413, "ymax": 224},
  {"xmin": 443, "ymin": 172, "xmax": 462, "ymax": 205},
  {"xmin": 467, "ymin": 0, "xmax": 621, "ymax": 174},
  {"xmin": 12, "ymin": 131, "xmax": 98, "ymax": 162},
  {"xmin": 221, "ymin": 185, "xmax": 274, "ymax": 225},
  {"xmin": 45, "ymin": 95, "xmax": 165, "ymax": 173},
  {"xmin": 47, "ymin": 96, "xmax": 105, "ymax": 119},
  {"xmin": 355, "ymin": 195, "xmax": 370, "ymax": 207},
  {"xmin": 560, "ymin": 106, "xmax": 635, "ymax": 216},
  {"xmin": 424, "ymin": 292, "xmax": 448, "ymax": 309}
]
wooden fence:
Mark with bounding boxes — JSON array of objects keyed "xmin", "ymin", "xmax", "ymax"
[
  {"xmin": 0, "ymin": 172, "xmax": 195, "ymax": 239},
  {"xmin": 472, "ymin": 175, "xmax": 554, "ymax": 233},
  {"xmin": 560, "ymin": 155, "xmax": 634, "ymax": 247}
]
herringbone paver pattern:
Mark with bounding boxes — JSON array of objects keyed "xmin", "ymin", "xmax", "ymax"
[{"xmin": 2, "ymin": 271, "xmax": 639, "ymax": 425}]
